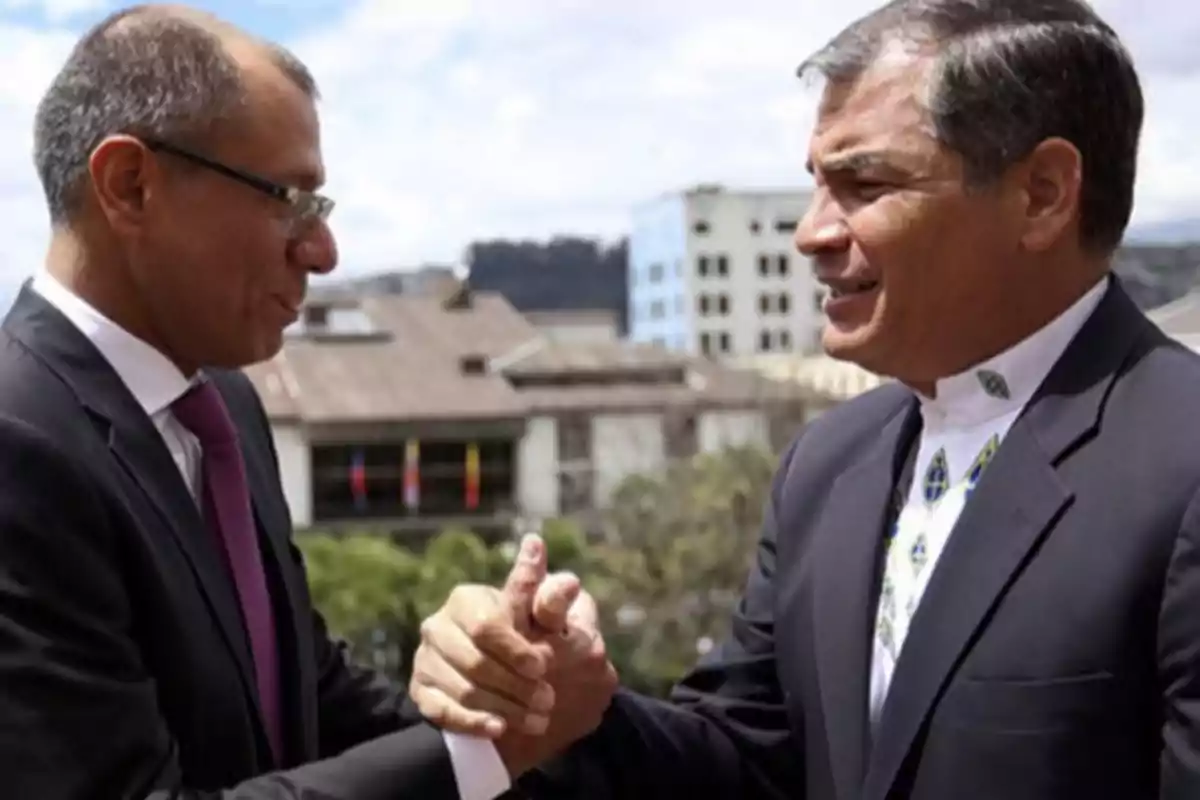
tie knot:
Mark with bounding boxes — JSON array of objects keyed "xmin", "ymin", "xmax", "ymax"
[{"xmin": 172, "ymin": 380, "xmax": 237, "ymax": 447}]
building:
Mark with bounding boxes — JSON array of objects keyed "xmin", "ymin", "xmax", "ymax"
[
  {"xmin": 523, "ymin": 309, "xmax": 619, "ymax": 345},
  {"xmin": 737, "ymin": 353, "xmax": 890, "ymax": 418},
  {"xmin": 243, "ymin": 287, "xmax": 811, "ymax": 536},
  {"xmin": 627, "ymin": 184, "xmax": 822, "ymax": 359}
]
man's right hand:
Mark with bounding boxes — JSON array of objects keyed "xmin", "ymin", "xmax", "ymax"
[{"xmin": 409, "ymin": 534, "xmax": 618, "ymax": 777}]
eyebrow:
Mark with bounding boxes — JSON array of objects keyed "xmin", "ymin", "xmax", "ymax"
[{"xmin": 805, "ymin": 151, "xmax": 903, "ymax": 177}]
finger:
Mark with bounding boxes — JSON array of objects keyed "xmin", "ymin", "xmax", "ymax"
[
  {"xmin": 503, "ymin": 534, "xmax": 547, "ymax": 626},
  {"xmin": 430, "ymin": 617, "xmax": 556, "ymax": 711},
  {"xmin": 410, "ymin": 683, "xmax": 508, "ymax": 738},
  {"xmin": 414, "ymin": 643, "xmax": 551, "ymax": 736},
  {"xmin": 531, "ymin": 571, "xmax": 581, "ymax": 634},
  {"xmin": 439, "ymin": 590, "xmax": 548, "ymax": 679},
  {"xmin": 566, "ymin": 587, "xmax": 599, "ymax": 632}
]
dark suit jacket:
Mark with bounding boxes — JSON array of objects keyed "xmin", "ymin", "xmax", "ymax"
[
  {"xmin": 527, "ymin": 281, "xmax": 1200, "ymax": 799},
  {"xmin": 0, "ymin": 286, "xmax": 460, "ymax": 799}
]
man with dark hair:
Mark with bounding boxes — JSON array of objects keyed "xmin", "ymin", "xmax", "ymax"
[
  {"xmin": 0, "ymin": 3, "xmax": 615, "ymax": 798},
  {"xmin": 409, "ymin": 1, "xmax": 1200, "ymax": 797}
]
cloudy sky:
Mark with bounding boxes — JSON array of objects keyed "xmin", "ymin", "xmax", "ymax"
[{"xmin": 0, "ymin": 0, "xmax": 1195, "ymax": 299}]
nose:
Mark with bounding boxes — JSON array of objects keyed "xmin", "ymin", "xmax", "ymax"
[
  {"xmin": 795, "ymin": 189, "xmax": 850, "ymax": 258},
  {"xmin": 291, "ymin": 218, "xmax": 338, "ymax": 275}
]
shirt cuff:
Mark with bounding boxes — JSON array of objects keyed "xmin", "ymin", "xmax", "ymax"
[{"xmin": 442, "ymin": 731, "xmax": 512, "ymax": 800}]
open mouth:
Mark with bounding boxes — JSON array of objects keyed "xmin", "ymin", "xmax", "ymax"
[{"xmin": 827, "ymin": 279, "xmax": 880, "ymax": 299}]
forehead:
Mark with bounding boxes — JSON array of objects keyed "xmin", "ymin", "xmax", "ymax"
[
  {"xmin": 221, "ymin": 48, "xmax": 325, "ymax": 187},
  {"xmin": 807, "ymin": 47, "xmax": 944, "ymax": 174}
]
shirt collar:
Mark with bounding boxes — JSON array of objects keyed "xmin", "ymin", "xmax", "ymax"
[
  {"xmin": 917, "ymin": 276, "xmax": 1110, "ymax": 430},
  {"xmin": 30, "ymin": 271, "xmax": 195, "ymax": 417}
]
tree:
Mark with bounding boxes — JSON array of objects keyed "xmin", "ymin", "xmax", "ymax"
[
  {"xmin": 299, "ymin": 532, "xmax": 422, "ymax": 677},
  {"xmin": 585, "ymin": 445, "xmax": 778, "ymax": 696},
  {"xmin": 299, "ymin": 526, "xmax": 512, "ymax": 680},
  {"xmin": 297, "ymin": 445, "xmax": 779, "ymax": 695}
]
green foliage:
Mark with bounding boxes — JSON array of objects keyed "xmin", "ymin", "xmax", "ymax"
[{"xmin": 299, "ymin": 444, "xmax": 779, "ymax": 698}]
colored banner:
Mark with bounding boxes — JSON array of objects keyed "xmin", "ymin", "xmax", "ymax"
[
  {"xmin": 465, "ymin": 442, "xmax": 480, "ymax": 510},
  {"xmin": 349, "ymin": 448, "xmax": 368, "ymax": 511},
  {"xmin": 403, "ymin": 439, "xmax": 420, "ymax": 511}
]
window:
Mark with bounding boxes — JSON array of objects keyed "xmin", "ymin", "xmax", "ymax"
[
  {"xmin": 749, "ymin": 220, "xmax": 761, "ymax": 234},
  {"xmin": 697, "ymin": 255, "xmax": 710, "ymax": 277},
  {"xmin": 717, "ymin": 254, "xmax": 730, "ymax": 276},
  {"xmin": 717, "ymin": 294, "xmax": 730, "ymax": 315},
  {"xmin": 664, "ymin": 414, "xmax": 698, "ymax": 460},
  {"xmin": 758, "ymin": 254, "xmax": 770, "ymax": 276},
  {"xmin": 693, "ymin": 220, "xmax": 710, "ymax": 234},
  {"xmin": 779, "ymin": 329, "xmax": 793, "ymax": 350},
  {"xmin": 650, "ymin": 300, "xmax": 665, "ymax": 319},
  {"xmin": 557, "ymin": 415, "xmax": 593, "ymax": 514},
  {"xmin": 777, "ymin": 254, "xmax": 790, "ymax": 276},
  {"xmin": 558, "ymin": 415, "xmax": 591, "ymax": 463},
  {"xmin": 699, "ymin": 332, "xmax": 713, "ymax": 355},
  {"xmin": 778, "ymin": 292, "xmax": 791, "ymax": 314},
  {"xmin": 675, "ymin": 295, "xmax": 684, "ymax": 314},
  {"xmin": 758, "ymin": 293, "xmax": 771, "ymax": 314},
  {"xmin": 648, "ymin": 262, "xmax": 664, "ymax": 282},
  {"xmin": 813, "ymin": 289, "xmax": 825, "ymax": 311},
  {"xmin": 311, "ymin": 440, "xmax": 515, "ymax": 521},
  {"xmin": 759, "ymin": 330, "xmax": 772, "ymax": 351},
  {"xmin": 775, "ymin": 219, "xmax": 798, "ymax": 233},
  {"xmin": 718, "ymin": 332, "xmax": 732, "ymax": 353},
  {"xmin": 698, "ymin": 294, "xmax": 710, "ymax": 315}
]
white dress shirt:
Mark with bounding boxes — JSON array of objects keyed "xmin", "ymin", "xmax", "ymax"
[
  {"xmin": 31, "ymin": 272, "xmax": 509, "ymax": 798},
  {"xmin": 867, "ymin": 277, "xmax": 1109, "ymax": 728}
]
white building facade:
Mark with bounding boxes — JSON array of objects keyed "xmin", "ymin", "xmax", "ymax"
[
  {"xmin": 269, "ymin": 407, "xmax": 773, "ymax": 530},
  {"xmin": 628, "ymin": 185, "xmax": 824, "ymax": 359}
]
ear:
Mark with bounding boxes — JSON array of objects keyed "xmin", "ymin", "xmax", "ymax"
[
  {"xmin": 1013, "ymin": 137, "xmax": 1083, "ymax": 252},
  {"xmin": 87, "ymin": 135, "xmax": 158, "ymax": 236}
]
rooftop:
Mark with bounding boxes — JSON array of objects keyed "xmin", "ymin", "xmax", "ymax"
[{"xmin": 244, "ymin": 289, "xmax": 808, "ymax": 423}]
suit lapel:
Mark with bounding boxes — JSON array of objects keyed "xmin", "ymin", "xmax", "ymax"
[
  {"xmin": 1, "ymin": 286, "xmax": 265, "ymax": 739},
  {"xmin": 812, "ymin": 396, "xmax": 921, "ymax": 800},
  {"xmin": 861, "ymin": 282, "xmax": 1152, "ymax": 800}
]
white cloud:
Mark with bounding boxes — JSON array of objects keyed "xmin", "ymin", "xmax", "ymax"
[
  {"xmin": 1, "ymin": 0, "xmax": 108, "ymax": 24},
  {"xmin": 0, "ymin": 0, "xmax": 1198, "ymax": 300}
]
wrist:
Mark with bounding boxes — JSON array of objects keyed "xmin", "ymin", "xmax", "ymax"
[{"xmin": 495, "ymin": 734, "xmax": 539, "ymax": 779}]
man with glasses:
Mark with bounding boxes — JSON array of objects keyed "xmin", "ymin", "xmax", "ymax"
[{"xmin": 0, "ymin": 4, "xmax": 620, "ymax": 798}]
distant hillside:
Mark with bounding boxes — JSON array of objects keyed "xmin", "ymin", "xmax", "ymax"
[
  {"xmin": 1114, "ymin": 243, "xmax": 1200, "ymax": 310},
  {"xmin": 1126, "ymin": 219, "xmax": 1200, "ymax": 245}
]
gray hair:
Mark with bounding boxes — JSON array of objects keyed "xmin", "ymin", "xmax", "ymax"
[
  {"xmin": 800, "ymin": 0, "xmax": 1143, "ymax": 254},
  {"xmin": 33, "ymin": 4, "xmax": 318, "ymax": 225}
]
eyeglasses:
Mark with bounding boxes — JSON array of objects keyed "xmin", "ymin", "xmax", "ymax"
[{"xmin": 142, "ymin": 138, "xmax": 335, "ymax": 223}]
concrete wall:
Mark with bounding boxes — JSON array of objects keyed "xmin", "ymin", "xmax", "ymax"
[
  {"xmin": 589, "ymin": 413, "xmax": 666, "ymax": 506},
  {"xmin": 697, "ymin": 409, "xmax": 769, "ymax": 453},
  {"xmin": 517, "ymin": 415, "xmax": 559, "ymax": 519},
  {"xmin": 271, "ymin": 423, "xmax": 312, "ymax": 529}
]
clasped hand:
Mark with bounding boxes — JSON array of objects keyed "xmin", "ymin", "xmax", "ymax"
[{"xmin": 409, "ymin": 534, "xmax": 618, "ymax": 777}]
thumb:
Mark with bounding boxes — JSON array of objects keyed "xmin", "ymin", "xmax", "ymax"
[
  {"xmin": 531, "ymin": 572, "xmax": 581, "ymax": 633},
  {"xmin": 503, "ymin": 534, "xmax": 547, "ymax": 626}
]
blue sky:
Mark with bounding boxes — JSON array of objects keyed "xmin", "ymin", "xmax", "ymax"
[{"xmin": 0, "ymin": 0, "xmax": 1197, "ymax": 302}]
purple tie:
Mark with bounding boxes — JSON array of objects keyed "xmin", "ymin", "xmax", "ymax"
[{"xmin": 173, "ymin": 381, "xmax": 282, "ymax": 763}]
